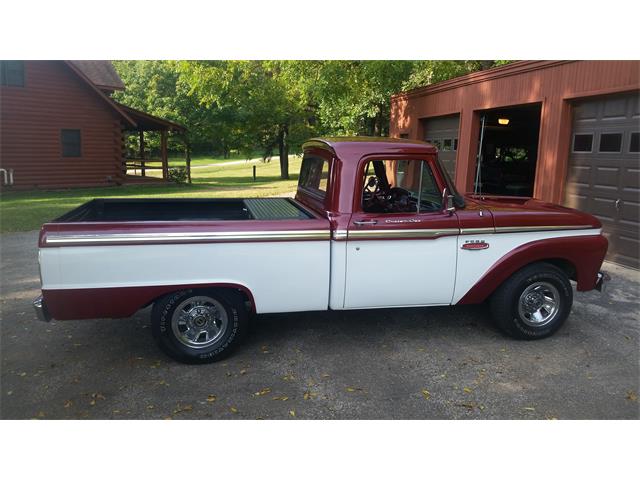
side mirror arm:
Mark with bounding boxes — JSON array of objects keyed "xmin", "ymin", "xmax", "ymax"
[{"xmin": 442, "ymin": 188, "xmax": 456, "ymax": 216}]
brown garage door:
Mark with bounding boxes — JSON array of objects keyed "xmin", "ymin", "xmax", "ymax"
[
  {"xmin": 422, "ymin": 114, "xmax": 460, "ymax": 178},
  {"xmin": 565, "ymin": 92, "xmax": 640, "ymax": 269}
]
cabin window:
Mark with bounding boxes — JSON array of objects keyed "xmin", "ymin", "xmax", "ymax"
[
  {"xmin": 0, "ymin": 61, "xmax": 24, "ymax": 86},
  {"xmin": 299, "ymin": 156, "xmax": 330, "ymax": 200},
  {"xmin": 361, "ymin": 159, "xmax": 442, "ymax": 214},
  {"xmin": 61, "ymin": 129, "xmax": 82, "ymax": 157}
]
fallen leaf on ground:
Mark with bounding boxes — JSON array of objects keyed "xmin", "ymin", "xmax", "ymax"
[
  {"xmin": 207, "ymin": 395, "xmax": 217, "ymax": 403},
  {"xmin": 147, "ymin": 405, "xmax": 155, "ymax": 410},
  {"xmin": 304, "ymin": 391, "xmax": 317, "ymax": 400},
  {"xmin": 283, "ymin": 374, "xmax": 295, "ymax": 381},
  {"xmin": 230, "ymin": 406, "xmax": 238, "ymax": 414},
  {"xmin": 64, "ymin": 400, "xmax": 73, "ymax": 408},
  {"xmin": 421, "ymin": 389, "xmax": 431, "ymax": 400},
  {"xmin": 240, "ymin": 369, "xmax": 247, "ymax": 375},
  {"xmin": 321, "ymin": 374, "xmax": 330, "ymax": 378},
  {"xmin": 463, "ymin": 387, "xmax": 473, "ymax": 394},
  {"xmin": 523, "ymin": 407, "xmax": 536, "ymax": 411},
  {"xmin": 346, "ymin": 387, "xmax": 363, "ymax": 392},
  {"xmin": 272, "ymin": 396, "xmax": 289, "ymax": 401},
  {"xmin": 454, "ymin": 402, "xmax": 475, "ymax": 410},
  {"xmin": 173, "ymin": 404, "xmax": 193, "ymax": 414},
  {"xmin": 626, "ymin": 391, "xmax": 638, "ymax": 402},
  {"xmin": 254, "ymin": 388, "xmax": 272, "ymax": 396},
  {"xmin": 89, "ymin": 393, "xmax": 106, "ymax": 406},
  {"xmin": 289, "ymin": 410, "xmax": 296, "ymax": 417}
]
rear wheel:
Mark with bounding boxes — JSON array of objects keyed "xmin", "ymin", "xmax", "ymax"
[
  {"xmin": 151, "ymin": 289, "xmax": 248, "ymax": 363},
  {"xmin": 490, "ymin": 262, "xmax": 573, "ymax": 340}
]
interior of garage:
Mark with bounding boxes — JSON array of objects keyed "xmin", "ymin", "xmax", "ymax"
[{"xmin": 474, "ymin": 104, "xmax": 542, "ymax": 196}]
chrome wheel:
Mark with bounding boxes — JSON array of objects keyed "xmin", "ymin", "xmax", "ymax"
[
  {"xmin": 518, "ymin": 282, "xmax": 560, "ymax": 327},
  {"xmin": 171, "ymin": 296, "xmax": 228, "ymax": 349}
]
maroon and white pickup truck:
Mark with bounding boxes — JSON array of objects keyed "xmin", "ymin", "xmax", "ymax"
[{"xmin": 34, "ymin": 137, "xmax": 609, "ymax": 363}]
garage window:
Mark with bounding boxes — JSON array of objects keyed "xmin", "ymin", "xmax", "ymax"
[
  {"xmin": 443, "ymin": 139, "xmax": 453, "ymax": 151},
  {"xmin": 572, "ymin": 134, "xmax": 593, "ymax": 152},
  {"xmin": 629, "ymin": 132, "xmax": 639, "ymax": 153},
  {"xmin": 599, "ymin": 133, "xmax": 622, "ymax": 152}
]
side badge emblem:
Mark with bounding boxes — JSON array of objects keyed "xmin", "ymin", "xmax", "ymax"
[{"xmin": 462, "ymin": 240, "xmax": 490, "ymax": 250}]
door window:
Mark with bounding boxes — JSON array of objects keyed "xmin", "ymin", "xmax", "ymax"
[{"xmin": 362, "ymin": 159, "xmax": 442, "ymax": 214}]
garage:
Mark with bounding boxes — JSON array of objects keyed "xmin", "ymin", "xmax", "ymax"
[
  {"xmin": 565, "ymin": 92, "xmax": 640, "ymax": 269},
  {"xmin": 422, "ymin": 114, "xmax": 459, "ymax": 177}
]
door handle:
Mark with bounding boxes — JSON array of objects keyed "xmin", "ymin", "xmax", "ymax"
[
  {"xmin": 615, "ymin": 199, "xmax": 621, "ymax": 211},
  {"xmin": 353, "ymin": 220, "xmax": 378, "ymax": 226}
]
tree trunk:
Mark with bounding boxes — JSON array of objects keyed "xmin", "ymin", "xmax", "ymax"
[{"xmin": 278, "ymin": 124, "xmax": 289, "ymax": 180}]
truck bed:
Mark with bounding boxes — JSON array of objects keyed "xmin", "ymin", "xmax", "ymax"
[{"xmin": 53, "ymin": 198, "xmax": 314, "ymax": 223}]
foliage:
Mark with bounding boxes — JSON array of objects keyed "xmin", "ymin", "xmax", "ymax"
[
  {"xmin": 112, "ymin": 60, "xmax": 510, "ymax": 178},
  {"xmin": 167, "ymin": 166, "xmax": 188, "ymax": 184}
]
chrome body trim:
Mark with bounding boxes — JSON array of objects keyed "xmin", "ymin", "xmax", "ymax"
[
  {"xmin": 333, "ymin": 229, "xmax": 348, "ymax": 240},
  {"xmin": 33, "ymin": 295, "xmax": 52, "ymax": 322},
  {"xmin": 45, "ymin": 230, "xmax": 331, "ymax": 245},
  {"xmin": 460, "ymin": 227, "xmax": 495, "ymax": 235},
  {"xmin": 494, "ymin": 225, "xmax": 595, "ymax": 233},
  {"xmin": 348, "ymin": 228, "xmax": 460, "ymax": 239}
]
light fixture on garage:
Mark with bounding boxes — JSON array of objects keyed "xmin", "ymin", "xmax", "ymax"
[{"xmin": 498, "ymin": 118, "xmax": 510, "ymax": 125}]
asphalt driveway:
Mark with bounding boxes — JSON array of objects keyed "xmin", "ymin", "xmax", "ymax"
[{"xmin": 1, "ymin": 231, "xmax": 638, "ymax": 419}]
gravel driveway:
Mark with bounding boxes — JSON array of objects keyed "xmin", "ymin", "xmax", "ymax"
[{"xmin": 1, "ymin": 231, "xmax": 638, "ymax": 419}]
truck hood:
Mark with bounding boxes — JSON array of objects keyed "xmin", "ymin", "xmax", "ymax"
[{"xmin": 463, "ymin": 195, "xmax": 602, "ymax": 230}]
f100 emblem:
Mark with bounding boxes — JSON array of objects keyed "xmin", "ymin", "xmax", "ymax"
[{"xmin": 462, "ymin": 240, "xmax": 490, "ymax": 250}]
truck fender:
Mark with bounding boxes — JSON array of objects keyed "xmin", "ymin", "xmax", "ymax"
[{"xmin": 457, "ymin": 234, "xmax": 608, "ymax": 304}]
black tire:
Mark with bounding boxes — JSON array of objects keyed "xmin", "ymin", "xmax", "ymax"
[
  {"xmin": 151, "ymin": 288, "xmax": 248, "ymax": 364},
  {"xmin": 490, "ymin": 262, "xmax": 573, "ymax": 340}
]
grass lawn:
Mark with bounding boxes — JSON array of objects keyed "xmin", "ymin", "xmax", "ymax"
[
  {"xmin": 0, "ymin": 156, "xmax": 302, "ymax": 233},
  {"xmin": 167, "ymin": 152, "xmax": 267, "ymax": 167}
]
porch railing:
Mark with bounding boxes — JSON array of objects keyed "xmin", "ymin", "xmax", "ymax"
[{"xmin": 123, "ymin": 158, "xmax": 166, "ymax": 178}]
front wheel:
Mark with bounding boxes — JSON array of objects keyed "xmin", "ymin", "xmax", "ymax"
[
  {"xmin": 151, "ymin": 289, "xmax": 248, "ymax": 363},
  {"xmin": 490, "ymin": 262, "xmax": 573, "ymax": 340}
]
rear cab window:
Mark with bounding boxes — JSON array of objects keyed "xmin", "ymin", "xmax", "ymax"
[{"xmin": 298, "ymin": 155, "xmax": 330, "ymax": 202}]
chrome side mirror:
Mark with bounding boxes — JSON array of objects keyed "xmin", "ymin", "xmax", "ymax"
[{"xmin": 442, "ymin": 188, "xmax": 456, "ymax": 216}]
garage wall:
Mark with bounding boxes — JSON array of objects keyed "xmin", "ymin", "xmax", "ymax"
[
  {"xmin": 565, "ymin": 92, "xmax": 640, "ymax": 268},
  {"xmin": 390, "ymin": 61, "xmax": 640, "ymax": 203}
]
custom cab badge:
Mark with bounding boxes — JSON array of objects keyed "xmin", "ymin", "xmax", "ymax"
[{"xmin": 462, "ymin": 240, "xmax": 490, "ymax": 250}]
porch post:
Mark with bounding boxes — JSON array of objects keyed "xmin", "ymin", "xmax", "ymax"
[
  {"xmin": 139, "ymin": 129, "xmax": 145, "ymax": 177},
  {"xmin": 161, "ymin": 130, "xmax": 169, "ymax": 180}
]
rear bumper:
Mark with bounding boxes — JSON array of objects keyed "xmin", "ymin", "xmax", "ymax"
[
  {"xmin": 595, "ymin": 271, "xmax": 610, "ymax": 292},
  {"xmin": 33, "ymin": 295, "xmax": 52, "ymax": 322}
]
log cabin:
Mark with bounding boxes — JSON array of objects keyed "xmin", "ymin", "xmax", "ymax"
[{"xmin": 0, "ymin": 60, "xmax": 186, "ymax": 189}]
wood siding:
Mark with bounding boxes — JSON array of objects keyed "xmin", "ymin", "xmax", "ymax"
[
  {"xmin": 0, "ymin": 61, "xmax": 124, "ymax": 188},
  {"xmin": 390, "ymin": 61, "xmax": 640, "ymax": 203}
]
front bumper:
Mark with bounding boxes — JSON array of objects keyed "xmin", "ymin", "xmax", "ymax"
[
  {"xmin": 33, "ymin": 295, "xmax": 52, "ymax": 322},
  {"xmin": 595, "ymin": 271, "xmax": 610, "ymax": 292}
]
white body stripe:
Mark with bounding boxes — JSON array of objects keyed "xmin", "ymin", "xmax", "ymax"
[
  {"xmin": 451, "ymin": 228, "xmax": 601, "ymax": 303},
  {"xmin": 40, "ymin": 241, "xmax": 330, "ymax": 314},
  {"xmin": 40, "ymin": 227, "xmax": 601, "ymax": 314}
]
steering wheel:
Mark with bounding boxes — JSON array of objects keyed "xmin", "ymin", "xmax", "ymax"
[{"xmin": 364, "ymin": 175, "xmax": 381, "ymax": 194}]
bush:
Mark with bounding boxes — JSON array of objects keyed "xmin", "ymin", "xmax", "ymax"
[{"xmin": 167, "ymin": 167, "xmax": 188, "ymax": 184}]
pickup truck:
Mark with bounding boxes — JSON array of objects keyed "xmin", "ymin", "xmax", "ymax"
[{"xmin": 34, "ymin": 137, "xmax": 609, "ymax": 363}]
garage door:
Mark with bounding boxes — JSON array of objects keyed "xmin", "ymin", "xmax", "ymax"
[
  {"xmin": 565, "ymin": 92, "xmax": 640, "ymax": 269},
  {"xmin": 422, "ymin": 114, "xmax": 460, "ymax": 178}
]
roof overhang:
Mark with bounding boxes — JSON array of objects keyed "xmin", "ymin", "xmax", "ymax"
[{"xmin": 64, "ymin": 60, "xmax": 137, "ymax": 128}]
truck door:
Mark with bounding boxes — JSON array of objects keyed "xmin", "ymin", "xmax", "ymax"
[{"xmin": 343, "ymin": 157, "xmax": 459, "ymax": 308}]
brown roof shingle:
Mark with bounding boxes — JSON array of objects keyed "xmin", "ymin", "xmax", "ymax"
[{"xmin": 70, "ymin": 60, "xmax": 125, "ymax": 91}]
